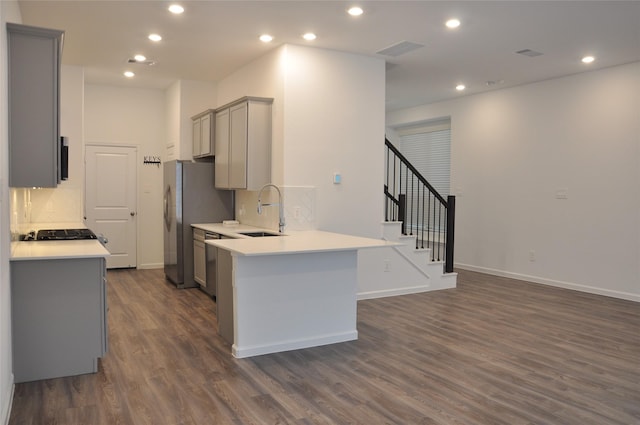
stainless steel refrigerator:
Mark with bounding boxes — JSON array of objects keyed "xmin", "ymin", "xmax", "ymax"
[{"xmin": 163, "ymin": 160, "xmax": 234, "ymax": 288}]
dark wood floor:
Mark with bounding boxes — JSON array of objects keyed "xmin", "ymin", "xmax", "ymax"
[{"xmin": 8, "ymin": 268, "xmax": 640, "ymax": 425}]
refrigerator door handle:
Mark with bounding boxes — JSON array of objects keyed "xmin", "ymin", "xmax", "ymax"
[{"xmin": 164, "ymin": 185, "xmax": 172, "ymax": 231}]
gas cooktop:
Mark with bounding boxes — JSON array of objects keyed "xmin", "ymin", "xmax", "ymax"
[{"xmin": 36, "ymin": 228, "xmax": 97, "ymax": 241}]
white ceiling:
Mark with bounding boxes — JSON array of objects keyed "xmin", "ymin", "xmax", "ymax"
[{"xmin": 17, "ymin": 1, "xmax": 640, "ymax": 111}]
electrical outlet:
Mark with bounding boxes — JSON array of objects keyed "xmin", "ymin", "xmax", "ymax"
[
  {"xmin": 529, "ymin": 250, "xmax": 536, "ymax": 262},
  {"xmin": 555, "ymin": 188, "xmax": 569, "ymax": 199},
  {"xmin": 294, "ymin": 206, "xmax": 301, "ymax": 219},
  {"xmin": 384, "ymin": 259, "xmax": 391, "ymax": 272}
]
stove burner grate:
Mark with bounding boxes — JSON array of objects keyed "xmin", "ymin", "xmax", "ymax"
[{"xmin": 36, "ymin": 228, "xmax": 98, "ymax": 241}]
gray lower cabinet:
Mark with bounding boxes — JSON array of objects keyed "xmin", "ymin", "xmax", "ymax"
[
  {"xmin": 11, "ymin": 257, "xmax": 108, "ymax": 383},
  {"xmin": 216, "ymin": 248, "xmax": 234, "ymax": 344},
  {"xmin": 7, "ymin": 23, "xmax": 64, "ymax": 188}
]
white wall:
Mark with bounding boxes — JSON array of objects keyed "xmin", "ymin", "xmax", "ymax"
[
  {"xmin": 216, "ymin": 44, "xmax": 386, "ymax": 238},
  {"xmin": 387, "ymin": 62, "xmax": 640, "ymax": 301},
  {"xmin": 179, "ymin": 80, "xmax": 217, "ymax": 161},
  {"xmin": 84, "ymin": 84, "xmax": 165, "ymax": 269},
  {"xmin": 281, "ymin": 45, "xmax": 386, "ymax": 238},
  {"xmin": 165, "ymin": 81, "xmax": 180, "ymax": 161},
  {"xmin": 166, "ymin": 80, "xmax": 217, "ymax": 161}
]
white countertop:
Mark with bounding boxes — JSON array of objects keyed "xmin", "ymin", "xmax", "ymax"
[
  {"xmin": 11, "ymin": 223, "xmax": 110, "ymax": 261},
  {"xmin": 11, "ymin": 239, "xmax": 111, "ymax": 261},
  {"xmin": 202, "ymin": 228, "xmax": 396, "ymax": 256}
]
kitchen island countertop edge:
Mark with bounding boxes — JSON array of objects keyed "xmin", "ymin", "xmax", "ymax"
[{"xmin": 203, "ymin": 229, "xmax": 397, "ymax": 256}]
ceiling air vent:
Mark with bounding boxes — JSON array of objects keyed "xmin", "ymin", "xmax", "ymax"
[
  {"xmin": 127, "ymin": 58, "xmax": 157, "ymax": 66},
  {"xmin": 377, "ymin": 41, "xmax": 424, "ymax": 57},
  {"xmin": 515, "ymin": 49, "xmax": 543, "ymax": 57}
]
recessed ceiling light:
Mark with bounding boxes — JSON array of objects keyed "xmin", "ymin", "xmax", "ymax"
[
  {"xmin": 348, "ymin": 6, "xmax": 363, "ymax": 16},
  {"xmin": 134, "ymin": 54, "xmax": 146, "ymax": 62},
  {"xmin": 124, "ymin": 71, "xmax": 135, "ymax": 78},
  {"xmin": 259, "ymin": 34, "xmax": 273, "ymax": 43},
  {"xmin": 456, "ymin": 84, "xmax": 466, "ymax": 91},
  {"xmin": 446, "ymin": 19, "xmax": 461, "ymax": 29},
  {"xmin": 148, "ymin": 33, "xmax": 162, "ymax": 42},
  {"xmin": 581, "ymin": 55, "xmax": 595, "ymax": 64},
  {"xmin": 303, "ymin": 33, "xmax": 317, "ymax": 41},
  {"xmin": 168, "ymin": 4, "xmax": 184, "ymax": 14}
]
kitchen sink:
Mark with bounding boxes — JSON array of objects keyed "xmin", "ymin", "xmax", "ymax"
[{"xmin": 237, "ymin": 231, "xmax": 284, "ymax": 237}]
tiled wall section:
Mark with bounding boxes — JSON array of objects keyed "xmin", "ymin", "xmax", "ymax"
[
  {"xmin": 9, "ymin": 187, "xmax": 83, "ymax": 239},
  {"xmin": 282, "ymin": 186, "xmax": 315, "ymax": 231},
  {"xmin": 235, "ymin": 186, "xmax": 316, "ymax": 232}
]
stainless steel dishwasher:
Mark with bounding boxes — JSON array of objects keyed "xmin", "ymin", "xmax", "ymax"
[
  {"xmin": 204, "ymin": 231, "xmax": 235, "ymax": 344},
  {"xmin": 202, "ymin": 231, "xmax": 223, "ymax": 298}
]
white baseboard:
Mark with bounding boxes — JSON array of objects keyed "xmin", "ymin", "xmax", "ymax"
[
  {"xmin": 358, "ymin": 284, "xmax": 433, "ymax": 300},
  {"xmin": 136, "ymin": 263, "xmax": 163, "ymax": 270},
  {"xmin": 456, "ymin": 263, "xmax": 640, "ymax": 303},
  {"xmin": 232, "ymin": 330, "xmax": 358, "ymax": 358}
]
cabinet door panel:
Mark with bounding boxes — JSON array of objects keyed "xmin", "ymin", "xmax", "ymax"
[
  {"xmin": 193, "ymin": 239, "xmax": 206, "ymax": 285},
  {"xmin": 8, "ymin": 24, "xmax": 63, "ymax": 188},
  {"xmin": 192, "ymin": 118, "xmax": 201, "ymax": 157},
  {"xmin": 229, "ymin": 103, "xmax": 248, "ymax": 189},
  {"xmin": 215, "ymin": 109, "xmax": 230, "ymax": 188},
  {"xmin": 200, "ymin": 113, "xmax": 212, "ymax": 156}
]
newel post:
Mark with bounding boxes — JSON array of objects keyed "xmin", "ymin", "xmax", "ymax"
[
  {"xmin": 398, "ymin": 194, "xmax": 407, "ymax": 235},
  {"xmin": 445, "ymin": 195, "xmax": 456, "ymax": 273}
]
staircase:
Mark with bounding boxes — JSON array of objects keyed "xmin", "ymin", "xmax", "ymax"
[
  {"xmin": 378, "ymin": 137, "xmax": 456, "ymax": 291},
  {"xmin": 357, "ymin": 138, "xmax": 457, "ymax": 300},
  {"xmin": 384, "ymin": 138, "xmax": 455, "ymax": 269}
]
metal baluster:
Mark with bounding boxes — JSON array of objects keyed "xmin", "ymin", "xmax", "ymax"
[
  {"xmin": 392, "ymin": 149, "xmax": 396, "ymax": 221},
  {"xmin": 438, "ymin": 203, "xmax": 443, "ymax": 261},
  {"xmin": 410, "ymin": 173, "xmax": 414, "ymax": 238},
  {"xmin": 426, "ymin": 192, "xmax": 431, "ymax": 259},
  {"xmin": 420, "ymin": 183, "xmax": 425, "ymax": 248},
  {"xmin": 432, "ymin": 194, "xmax": 437, "ymax": 261},
  {"xmin": 398, "ymin": 157, "xmax": 403, "ymax": 222}
]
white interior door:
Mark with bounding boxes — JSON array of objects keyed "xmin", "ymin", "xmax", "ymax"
[{"xmin": 85, "ymin": 145, "xmax": 137, "ymax": 269}]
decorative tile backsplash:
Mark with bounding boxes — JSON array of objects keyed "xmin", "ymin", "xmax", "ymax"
[
  {"xmin": 235, "ymin": 185, "xmax": 316, "ymax": 232},
  {"xmin": 283, "ymin": 186, "xmax": 315, "ymax": 231}
]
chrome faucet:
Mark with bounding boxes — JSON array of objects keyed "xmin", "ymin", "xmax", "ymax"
[{"xmin": 257, "ymin": 184, "xmax": 285, "ymax": 233}]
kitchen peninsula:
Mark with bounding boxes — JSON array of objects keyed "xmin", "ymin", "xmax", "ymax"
[
  {"xmin": 10, "ymin": 235, "xmax": 110, "ymax": 383},
  {"xmin": 196, "ymin": 224, "xmax": 395, "ymax": 358}
]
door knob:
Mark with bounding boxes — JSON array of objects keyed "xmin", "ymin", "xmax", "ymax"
[{"xmin": 130, "ymin": 211, "xmax": 136, "ymax": 216}]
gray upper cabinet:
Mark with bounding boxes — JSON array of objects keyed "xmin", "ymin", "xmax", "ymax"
[
  {"xmin": 7, "ymin": 23, "xmax": 64, "ymax": 188},
  {"xmin": 214, "ymin": 97, "xmax": 272, "ymax": 190},
  {"xmin": 191, "ymin": 109, "xmax": 214, "ymax": 158}
]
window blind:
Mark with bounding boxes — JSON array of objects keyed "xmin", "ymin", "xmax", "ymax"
[{"xmin": 398, "ymin": 123, "xmax": 450, "ymax": 197}]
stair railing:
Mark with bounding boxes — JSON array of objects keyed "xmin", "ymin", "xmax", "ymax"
[{"xmin": 384, "ymin": 138, "xmax": 456, "ymax": 273}]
